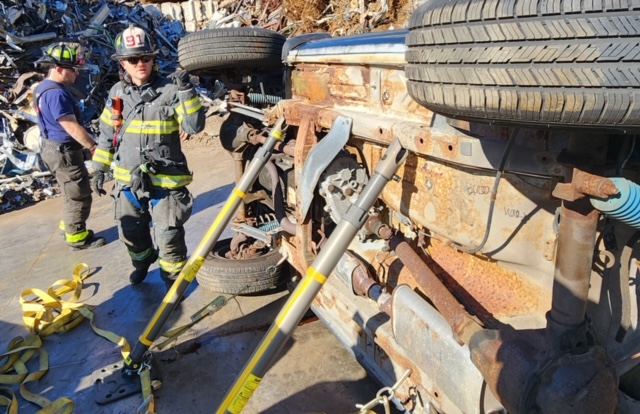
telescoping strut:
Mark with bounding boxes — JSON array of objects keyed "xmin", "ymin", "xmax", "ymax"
[
  {"xmin": 93, "ymin": 116, "xmax": 286, "ymax": 404},
  {"xmin": 216, "ymin": 138, "xmax": 408, "ymax": 414}
]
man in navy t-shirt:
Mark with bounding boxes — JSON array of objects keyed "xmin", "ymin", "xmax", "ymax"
[{"xmin": 35, "ymin": 43, "xmax": 105, "ymax": 250}]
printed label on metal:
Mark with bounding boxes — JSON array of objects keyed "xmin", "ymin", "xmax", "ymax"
[{"xmin": 228, "ymin": 374, "xmax": 262, "ymax": 414}]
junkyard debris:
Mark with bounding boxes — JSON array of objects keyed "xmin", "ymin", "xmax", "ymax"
[{"xmin": 0, "ymin": 0, "xmax": 416, "ymax": 213}]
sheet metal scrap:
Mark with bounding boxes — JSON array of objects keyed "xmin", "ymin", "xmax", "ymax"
[{"xmin": 0, "ymin": 171, "xmax": 57, "ymax": 214}]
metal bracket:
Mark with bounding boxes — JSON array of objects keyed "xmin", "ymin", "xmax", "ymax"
[
  {"xmin": 231, "ymin": 222, "xmax": 274, "ymax": 244},
  {"xmin": 299, "ymin": 116, "xmax": 352, "ymax": 219},
  {"xmin": 92, "ymin": 358, "xmax": 161, "ymax": 405}
]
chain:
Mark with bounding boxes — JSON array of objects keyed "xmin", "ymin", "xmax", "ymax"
[{"xmin": 355, "ymin": 368, "xmax": 412, "ymax": 414}]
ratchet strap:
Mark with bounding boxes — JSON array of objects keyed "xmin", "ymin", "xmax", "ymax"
[{"xmin": 1, "ymin": 264, "xmax": 154, "ymax": 414}]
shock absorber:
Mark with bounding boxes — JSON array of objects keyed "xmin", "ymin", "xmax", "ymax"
[{"xmin": 590, "ymin": 177, "xmax": 640, "ymax": 229}]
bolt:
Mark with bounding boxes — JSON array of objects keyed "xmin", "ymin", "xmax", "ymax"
[{"xmin": 345, "ymin": 188, "xmax": 354, "ymax": 196}]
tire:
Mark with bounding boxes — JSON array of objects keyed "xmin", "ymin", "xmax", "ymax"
[
  {"xmin": 178, "ymin": 28, "xmax": 286, "ymax": 74},
  {"xmin": 197, "ymin": 238, "xmax": 289, "ymax": 294},
  {"xmin": 405, "ymin": 0, "xmax": 640, "ymax": 130}
]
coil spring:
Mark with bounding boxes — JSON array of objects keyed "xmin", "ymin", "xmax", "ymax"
[
  {"xmin": 258, "ymin": 220, "xmax": 280, "ymax": 232},
  {"xmin": 247, "ymin": 93, "xmax": 282, "ymax": 105},
  {"xmin": 591, "ymin": 177, "xmax": 640, "ymax": 229}
]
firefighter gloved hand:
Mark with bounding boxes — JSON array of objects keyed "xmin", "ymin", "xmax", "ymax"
[
  {"xmin": 169, "ymin": 69, "xmax": 192, "ymax": 91},
  {"xmin": 91, "ymin": 171, "xmax": 106, "ymax": 196}
]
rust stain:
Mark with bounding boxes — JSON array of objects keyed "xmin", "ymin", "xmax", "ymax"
[
  {"xmin": 328, "ymin": 66, "xmax": 370, "ymax": 101},
  {"xmin": 375, "ymin": 333, "xmax": 426, "ymax": 403},
  {"xmin": 291, "ymin": 68, "xmax": 331, "ymax": 102},
  {"xmin": 436, "ymin": 139, "xmax": 459, "ymax": 160},
  {"xmin": 425, "ymin": 240, "xmax": 545, "ymax": 320}
]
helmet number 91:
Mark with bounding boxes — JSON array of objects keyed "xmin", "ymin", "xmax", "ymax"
[{"xmin": 125, "ymin": 34, "xmax": 144, "ymax": 48}]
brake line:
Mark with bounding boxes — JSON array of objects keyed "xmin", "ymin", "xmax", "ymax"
[{"xmin": 451, "ymin": 128, "xmax": 519, "ymax": 255}]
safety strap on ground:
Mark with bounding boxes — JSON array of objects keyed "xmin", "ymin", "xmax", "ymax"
[
  {"xmin": 0, "ymin": 263, "xmax": 153, "ymax": 414},
  {"xmin": 151, "ymin": 282, "xmax": 253, "ymax": 353},
  {"xmin": 152, "ymin": 295, "xmax": 229, "ymax": 352}
]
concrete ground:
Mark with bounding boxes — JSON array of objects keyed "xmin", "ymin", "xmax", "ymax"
[{"xmin": 0, "ymin": 132, "xmax": 382, "ymax": 413}]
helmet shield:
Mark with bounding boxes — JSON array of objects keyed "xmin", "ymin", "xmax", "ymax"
[{"xmin": 112, "ymin": 25, "xmax": 159, "ymax": 60}]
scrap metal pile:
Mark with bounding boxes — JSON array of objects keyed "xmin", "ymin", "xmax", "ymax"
[
  {"xmin": 0, "ymin": 0, "xmax": 409, "ymax": 214},
  {"xmin": 281, "ymin": 0, "xmax": 415, "ymax": 36},
  {"xmin": 0, "ymin": 0, "xmax": 189, "ymax": 214}
]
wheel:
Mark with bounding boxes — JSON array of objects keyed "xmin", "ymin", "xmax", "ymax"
[
  {"xmin": 197, "ymin": 238, "xmax": 289, "ymax": 294},
  {"xmin": 178, "ymin": 28, "xmax": 286, "ymax": 74},
  {"xmin": 405, "ymin": 0, "xmax": 640, "ymax": 130}
]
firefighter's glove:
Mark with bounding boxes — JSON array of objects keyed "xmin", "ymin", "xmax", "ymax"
[
  {"xmin": 91, "ymin": 171, "xmax": 106, "ymax": 196},
  {"xmin": 169, "ymin": 69, "xmax": 193, "ymax": 91}
]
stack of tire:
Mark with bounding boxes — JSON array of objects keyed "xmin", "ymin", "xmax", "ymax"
[{"xmin": 178, "ymin": 27, "xmax": 289, "ymax": 295}]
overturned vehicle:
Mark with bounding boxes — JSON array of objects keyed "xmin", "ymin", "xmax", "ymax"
[{"xmin": 179, "ymin": 2, "xmax": 640, "ymax": 413}]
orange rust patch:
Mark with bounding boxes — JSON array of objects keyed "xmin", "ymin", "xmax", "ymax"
[
  {"xmin": 292, "ymin": 69, "xmax": 331, "ymax": 102},
  {"xmin": 426, "ymin": 240, "xmax": 545, "ymax": 321},
  {"xmin": 375, "ymin": 333, "xmax": 425, "ymax": 402}
]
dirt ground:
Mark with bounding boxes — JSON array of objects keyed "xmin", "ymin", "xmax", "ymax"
[{"xmin": 182, "ymin": 110, "xmax": 226, "ymax": 154}]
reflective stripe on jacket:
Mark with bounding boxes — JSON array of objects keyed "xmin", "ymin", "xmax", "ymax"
[{"xmin": 93, "ymin": 74, "xmax": 204, "ymax": 190}]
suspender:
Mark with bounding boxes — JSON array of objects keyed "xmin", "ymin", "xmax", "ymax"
[
  {"xmin": 35, "ymin": 83, "xmax": 82, "ymax": 140},
  {"xmin": 35, "ymin": 84, "xmax": 64, "ymax": 139}
]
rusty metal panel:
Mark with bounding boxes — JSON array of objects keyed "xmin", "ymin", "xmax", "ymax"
[
  {"xmin": 379, "ymin": 154, "xmax": 558, "ymax": 277},
  {"xmin": 291, "ymin": 68, "xmax": 331, "ymax": 103},
  {"xmin": 276, "ymin": 100, "xmax": 565, "ymax": 179},
  {"xmin": 424, "ymin": 240, "xmax": 551, "ymax": 324},
  {"xmin": 392, "ymin": 285, "xmax": 505, "ymax": 414},
  {"xmin": 311, "ymin": 270, "xmax": 433, "ymax": 413},
  {"xmin": 289, "ymin": 63, "xmax": 432, "ymax": 122}
]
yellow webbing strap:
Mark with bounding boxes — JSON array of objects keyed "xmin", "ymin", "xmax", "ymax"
[
  {"xmin": 0, "ymin": 264, "xmax": 153, "ymax": 414},
  {"xmin": 138, "ymin": 370, "xmax": 155, "ymax": 414},
  {"xmin": 152, "ymin": 296, "xmax": 229, "ymax": 352},
  {"xmin": 0, "ymin": 386, "xmax": 18, "ymax": 414}
]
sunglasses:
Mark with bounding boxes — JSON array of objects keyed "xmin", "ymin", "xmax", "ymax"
[{"xmin": 125, "ymin": 56, "xmax": 153, "ymax": 65}]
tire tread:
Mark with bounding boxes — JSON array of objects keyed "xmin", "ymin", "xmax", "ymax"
[
  {"xmin": 178, "ymin": 28, "xmax": 286, "ymax": 73},
  {"xmin": 406, "ymin": 0, "xmax": 640, "ymax": 128},
  {"xmin": 197, "ymin": 238, "xmax": 289, "ymax": 294}
]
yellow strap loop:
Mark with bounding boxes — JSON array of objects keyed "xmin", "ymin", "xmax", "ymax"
[{"xmin": 0, "ymin": 264, "xmax": 145, "ymax": 414}]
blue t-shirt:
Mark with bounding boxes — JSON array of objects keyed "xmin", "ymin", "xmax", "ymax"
[{"xmin": 36, "ymin": 80, "xmax": 82, "ymax": 144}]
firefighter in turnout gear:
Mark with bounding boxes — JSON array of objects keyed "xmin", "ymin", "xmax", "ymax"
[
  {"xmin": 36, "ymin": 42, "xmax": 106, "ymax": 250},
  {"xmin": 91, "ymin": 25, "xmax": 204, "ymax": 291}
]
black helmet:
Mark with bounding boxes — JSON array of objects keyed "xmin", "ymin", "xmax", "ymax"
[
  {"xmin": 38, "ymin": 42, "xmax": 85, "ymax": 69},
  {"xmin": 112, "ymin": 25, "xmax": 159, "ymax": 60}
]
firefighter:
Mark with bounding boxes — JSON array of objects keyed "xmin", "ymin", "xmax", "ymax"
[
  {"xmin": 35, "ymin": 43, "xmax": 106, "ymax": 250},
  {"xmin": 91, "ymin": 25, "xmax": 205, "ymax": 291}
]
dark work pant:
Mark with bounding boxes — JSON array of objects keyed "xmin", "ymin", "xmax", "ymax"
[
  {"xmin": 40, "ymin": 139, "xmax": 92, "ymax": 241},
  {"xmin": 113, "ymin": 185, "xmax": 193, "ymax": 282}
]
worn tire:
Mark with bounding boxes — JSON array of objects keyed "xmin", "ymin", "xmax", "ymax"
[
  {"xmin": 196, "ymin": 238, "xmax": 289, "ymax": 294},
  {"xmin": 405, "ymin": 0, "xmax": 640, "ymax": 130},
  {"xmin": 178, "ymin": 28, "xmax": 286, "ymax": 74}
]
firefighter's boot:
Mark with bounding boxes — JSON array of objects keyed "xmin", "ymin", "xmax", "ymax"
[
  {"xmin": 68, "ymin": 230, "xmax": 106, "ymax": 251},
  {"xmin": 161, "ymin": 270, "xmax": 185, "ymax": 302},
  {"xmin": 129, "ymin": 250, "xmax": 158, "ymax": 285}
]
